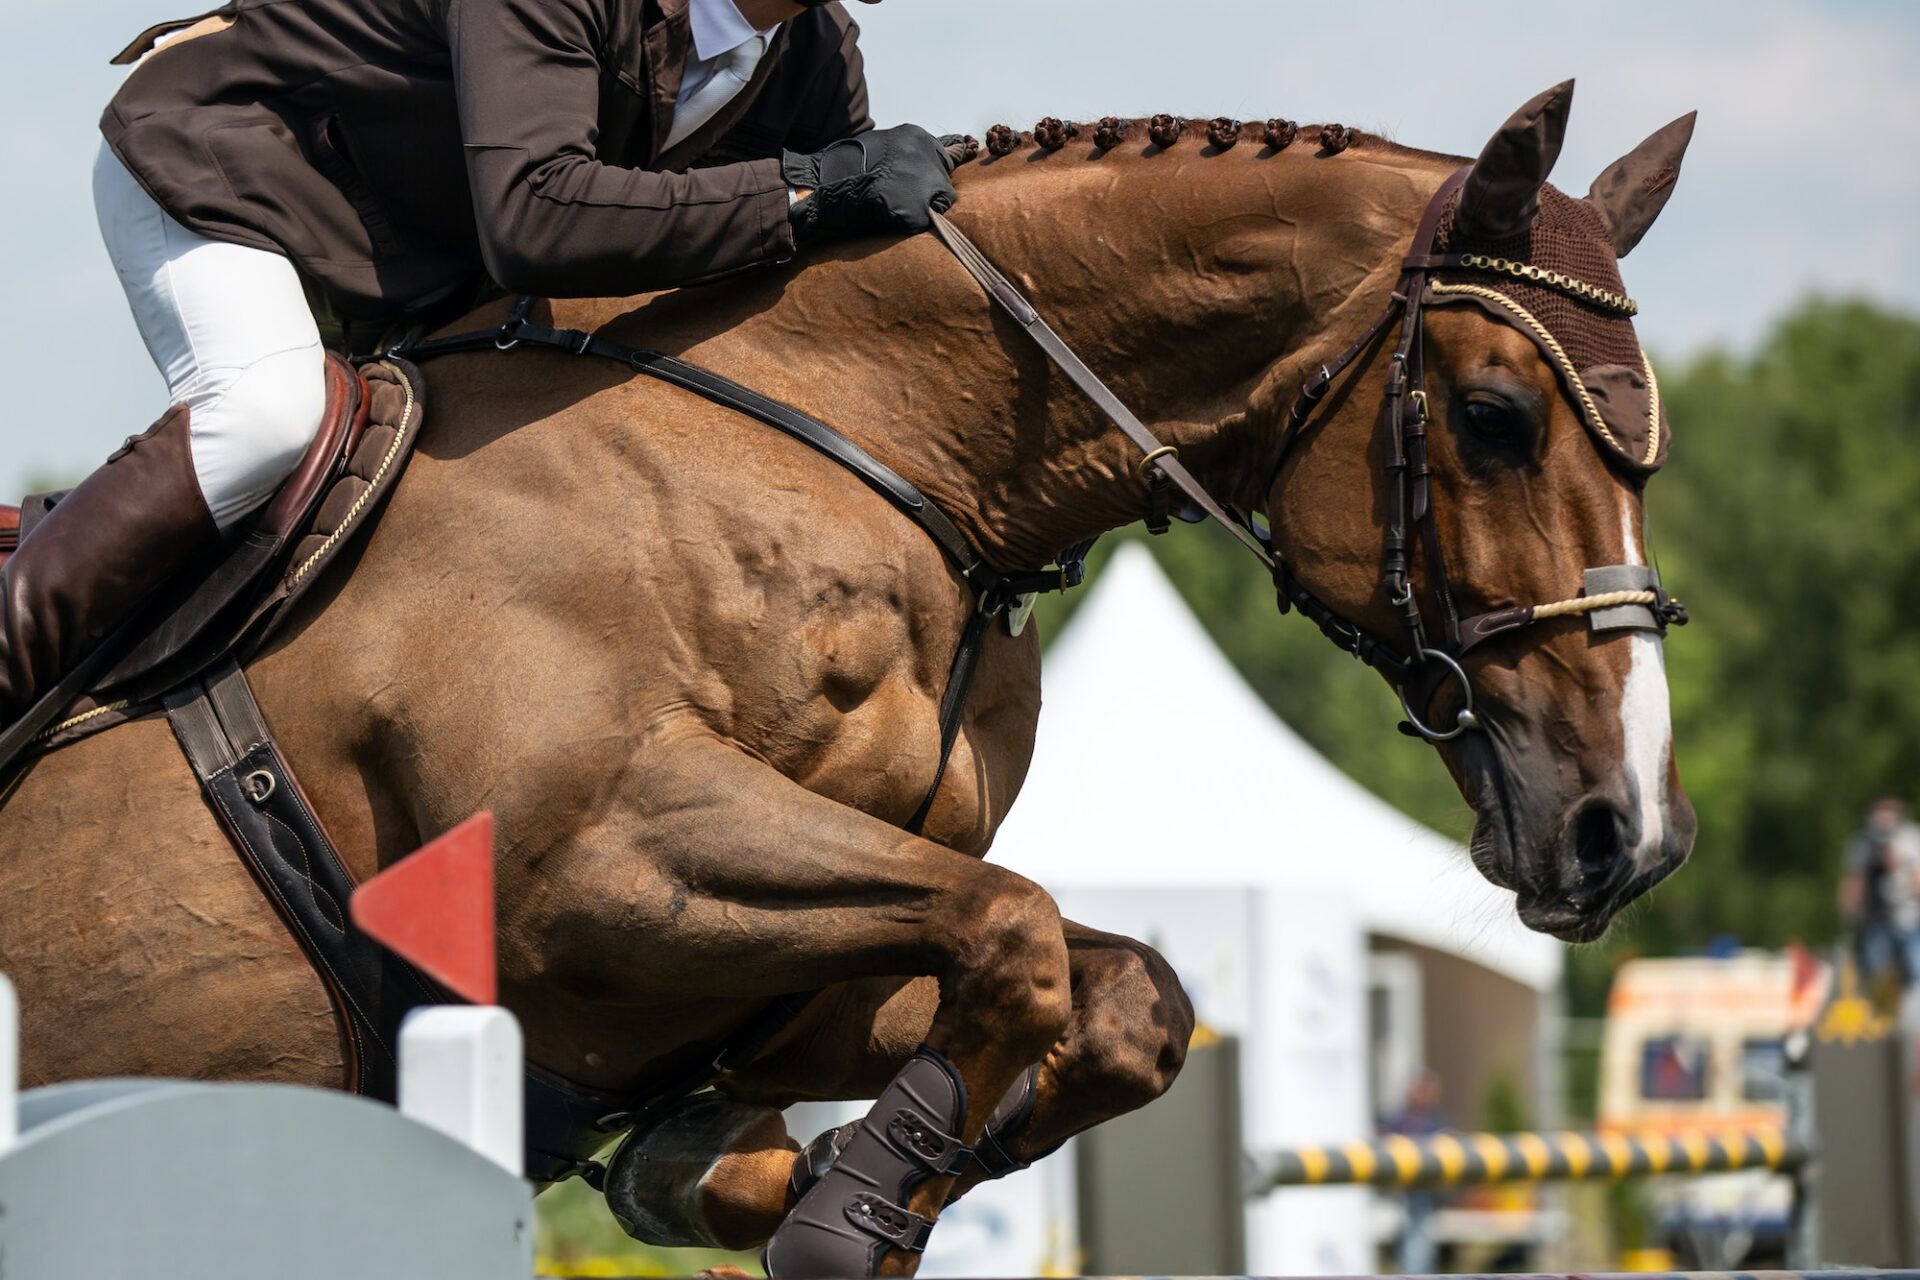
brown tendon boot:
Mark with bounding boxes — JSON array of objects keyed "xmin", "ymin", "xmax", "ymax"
[
  {"xmin": 789, "ymin": 1063, "xmax": 1045, "ymax": 1209},
  {"xmin": 0, "ymin": 406, "xmax": 218, "ymax": 723},
  {"xmin": 763, "ymin": 1046, "xmax": 972, "ymax": 1279}
]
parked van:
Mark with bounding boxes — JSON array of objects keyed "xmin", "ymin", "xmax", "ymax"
[
  {"xmin": 1599, "ymin": 951, "xmax": 1826, "ymax": 1132},
  {"xmin": 1597, "ymin": 950, "xmax": 1828, "ymax": 1266}
]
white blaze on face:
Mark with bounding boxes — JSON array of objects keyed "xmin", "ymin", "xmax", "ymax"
[{"xmin": 1618, "ymin": 505, "xmax": 1675, "ymax": 865}]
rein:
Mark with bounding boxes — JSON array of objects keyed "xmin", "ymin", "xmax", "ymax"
[{"xmin": 927, "ymin": 212, "xmax": 1273, "ymax": 567}]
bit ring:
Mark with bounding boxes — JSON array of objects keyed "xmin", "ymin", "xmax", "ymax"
[{"xmin": 1398, "ymin": 649, "xmax": 1481, "ymax": 743}]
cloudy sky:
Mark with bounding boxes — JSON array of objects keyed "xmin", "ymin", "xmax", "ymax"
[{"xmin": 2, "ymin": 1, "xmax": 1915, "ymax": 498}]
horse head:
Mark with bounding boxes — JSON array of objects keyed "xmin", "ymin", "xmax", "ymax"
[{"xmin": 1267, "ymin": 83, "xmax": 1699, "ymax": 942}]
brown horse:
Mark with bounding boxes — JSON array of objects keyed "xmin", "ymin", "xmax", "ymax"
[{"xmin": 0, "ymin": 82, "xmax": 1694, "ymax": 1268}]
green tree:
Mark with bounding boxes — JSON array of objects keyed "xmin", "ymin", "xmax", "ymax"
[{"xmin": 1651, "ymin": 299, "xmax": 1920, "ymax": 942}]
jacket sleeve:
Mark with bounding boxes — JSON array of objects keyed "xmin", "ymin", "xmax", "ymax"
[
  {"xmin": 781, "ymin": 14, "xmax": 874, "ymax": 154},
  {"xmin": 448, "ymin": 0, "xmax": 795, "ymax": 297}
]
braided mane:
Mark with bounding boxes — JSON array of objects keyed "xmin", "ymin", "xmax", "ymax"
[{"xmin": 967, "ymin": 115, "xmax": 1443, "ymax": 161}]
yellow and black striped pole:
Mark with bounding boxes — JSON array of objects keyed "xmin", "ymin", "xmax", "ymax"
[{"xmin": 1253, "ymin": 1126, "xmax": 1804, "ymax": 1194}]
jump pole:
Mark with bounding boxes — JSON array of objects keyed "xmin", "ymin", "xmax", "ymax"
[{"xmin": 1251, "ymin": 1124, "xmax": 1806, "ymax": 1194}]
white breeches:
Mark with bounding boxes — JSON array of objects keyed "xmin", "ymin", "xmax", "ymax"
[{"xmin": 94, "ymin": 142, "xmax": 326, "ymax": 532}]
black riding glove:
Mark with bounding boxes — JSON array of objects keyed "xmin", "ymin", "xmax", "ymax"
[{"xmin": 782, "ymin": 125, "xmax": 960, "ymax": 243}]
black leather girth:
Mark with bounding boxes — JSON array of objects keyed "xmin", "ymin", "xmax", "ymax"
[{"xmin": 165, "ymin": 660, "xmax": 638, "ymax": 1183}]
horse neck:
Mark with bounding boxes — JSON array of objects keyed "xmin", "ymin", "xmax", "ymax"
[
  {"xmin": 893, "ymin": 139, "xmax": 1456, "ymax": 568},
  {"xmin": 577, "ymin": 136, "xmax": 1453, "ymax": 571}
]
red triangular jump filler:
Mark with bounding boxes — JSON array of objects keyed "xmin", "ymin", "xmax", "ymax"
[{"xmin": 350, "ymin": 811, "xmax": 497, "ymax": 1005}]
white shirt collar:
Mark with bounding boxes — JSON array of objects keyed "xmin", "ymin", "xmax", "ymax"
[{"xmin": 687, "ymin": 0, "xmax": 779, "ymax": 63}]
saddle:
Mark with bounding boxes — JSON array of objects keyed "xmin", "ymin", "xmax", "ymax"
[{"xmin": 5, "ymin": 355, "xmax": 423, "ymax": 755}]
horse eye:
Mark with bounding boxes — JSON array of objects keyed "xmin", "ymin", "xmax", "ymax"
[{"xmin": 1462, "ymin": 398, "xmax": 1520, "ymax": 443}]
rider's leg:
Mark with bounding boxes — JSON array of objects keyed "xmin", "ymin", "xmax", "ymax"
[
  {"xmin": 0, "ymin": 147, "xmax": 325, "ymax": 723},
  {"xmin": 93, "ymin": 141, "xmax": 327, "ymax": 530}
]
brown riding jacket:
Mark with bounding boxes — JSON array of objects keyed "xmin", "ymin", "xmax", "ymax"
[{"xmin": 100, "ymin": 0, "xmax": 872, "ymax": 320}]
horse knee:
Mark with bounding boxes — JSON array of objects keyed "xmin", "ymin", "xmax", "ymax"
[
  {"xmin": 1075, "ymin": 942, "xmax": 1193, "ymax": 1116},
  {"xmin": 944, "ymin": 872, "xmax": 1070, "ymax": 1061}
]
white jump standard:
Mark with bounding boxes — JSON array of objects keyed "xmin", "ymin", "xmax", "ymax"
[{"xmin": 0, "ymin": 972, "xmax": 534, "ymax": 1280}]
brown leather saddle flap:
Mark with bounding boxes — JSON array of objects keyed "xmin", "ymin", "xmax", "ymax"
[{"xmin": 23, "ymin": 356, "xmax": 425, "ymax": 755}]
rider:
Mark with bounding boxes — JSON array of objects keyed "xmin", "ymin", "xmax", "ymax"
[{"xmin": 0, "ymin": 0, "xmax": 958, "ymax": 729}]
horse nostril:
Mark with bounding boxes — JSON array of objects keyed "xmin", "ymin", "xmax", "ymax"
[{"xmin": 1573, "ymin": 803, "xmax": 1626, "ymax": 882}]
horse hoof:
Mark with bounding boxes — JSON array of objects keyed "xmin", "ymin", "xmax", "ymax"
[{"xmin": 604, "ymin": 1093, "xmax": 787, "ymax": 1249}]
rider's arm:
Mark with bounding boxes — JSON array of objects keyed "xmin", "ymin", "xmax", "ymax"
[{"xmin": 448, "ymin": 0, "xmax": 794, "ymax": 298}]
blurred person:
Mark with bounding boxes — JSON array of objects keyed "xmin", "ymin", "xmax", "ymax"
[
  {"xmin": 1383, "ymin": 1068, "xmax": 1450, "ymax": 1274},
  {"xmin": 1838, "ymin": 798, "xmax": 1920, "ymax": 991},
  {"xmin": 2, "ymin": 0, "xmax": 959, "ymax": 738}
]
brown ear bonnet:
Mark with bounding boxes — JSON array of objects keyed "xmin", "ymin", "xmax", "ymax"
[
  {"xmin": 1418, "ymin": 84, "xmax": 1693, "ymax": 477},
  {"xmin": 1427, "ymin": 183, "xmax": 1668, "ymax": 474}
]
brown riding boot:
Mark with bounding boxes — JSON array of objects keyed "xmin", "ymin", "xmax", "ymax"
[{"xmin": 0, "ymin": 405, "xmax": 219, "ymax": 723}]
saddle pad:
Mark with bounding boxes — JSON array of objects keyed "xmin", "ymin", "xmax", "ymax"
[{"xmin": 20, "ymin": 358, "xmax": 425, "ymax": 758}]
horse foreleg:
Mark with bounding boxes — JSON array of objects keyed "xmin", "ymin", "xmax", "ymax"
[
  {"xmin": 531, "ymin": 738, "xmax": 1069, "ymax": 1275},
  {"xmin": 687, "ymin": 920, "xmax": 1192, "ymax": 1238},
  {"xmin": 946, "ymin": 920, "xmax": 1194, "ymax": 1200}
]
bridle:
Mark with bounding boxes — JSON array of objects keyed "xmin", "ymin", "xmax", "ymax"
[
  {"xmin": 936, "ymin": 165, "xmax": 1685, "ymax": 745},
  {"xmin": 1259, "ymin": 165, "xmax": 1686, "ymax": 740}
]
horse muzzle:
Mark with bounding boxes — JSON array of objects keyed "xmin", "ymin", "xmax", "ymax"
[{"xmin": 1461, "ymin": 731, "xmax": 1695, "ymax": 943}]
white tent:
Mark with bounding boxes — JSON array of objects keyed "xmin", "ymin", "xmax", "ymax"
[{"xmin": 991, "ymin": 542, "xmax": 1562, "ymax": 994}]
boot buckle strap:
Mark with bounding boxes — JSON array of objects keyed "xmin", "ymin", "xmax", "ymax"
[
  {"xmin": 886, "ymin": 1107, "xmax": 971, "ymax": 1174},
  {"xmin": 845, "ymin": 1193, "xmax": 933, "ymax": 1252}
]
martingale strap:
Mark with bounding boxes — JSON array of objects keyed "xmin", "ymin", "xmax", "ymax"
[{"xmin": 392, "ymin": 298, "xmax": 1092, "ymax": 837}]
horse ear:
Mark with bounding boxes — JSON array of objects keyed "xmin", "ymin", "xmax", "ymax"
[
  {"xmin": 1586, "ymin": 111, "xmax": 1697, "ymax": 257},
  {"xmin": 1455, "ymin": 80, "xmax": 1575, "ymax": 240}
]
